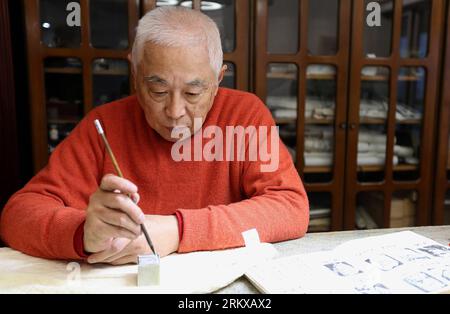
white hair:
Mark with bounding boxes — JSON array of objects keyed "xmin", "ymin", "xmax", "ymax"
[{"xmin": 131, "ymin": 6, "xmax": 223, "ymax": 76}]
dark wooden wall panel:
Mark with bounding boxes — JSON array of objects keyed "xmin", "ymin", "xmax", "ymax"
[{"xmin": 0, "ymin": 0, "xmax": 20, "ymax": 211}]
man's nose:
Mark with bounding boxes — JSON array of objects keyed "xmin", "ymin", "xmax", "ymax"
[{"xmin": 165, "ymin": 94, "xmax": 186, "ymax": 120}]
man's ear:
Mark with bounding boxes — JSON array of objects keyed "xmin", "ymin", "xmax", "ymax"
[{"xmin": 217, "ymin": 64, "xmax": 227, "ymax": 85}]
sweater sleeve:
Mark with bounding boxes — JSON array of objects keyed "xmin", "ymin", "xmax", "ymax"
[
  {"xmin": 0, "ymin": 111, "xmax": 103, "ymax": 260},
  {"xmin": 177, "ymin": 99, "xmax": 310, "ymax": 252}
]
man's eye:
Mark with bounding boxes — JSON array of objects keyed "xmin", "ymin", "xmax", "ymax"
[
  {"xmin": 152, "ymin": 91, "xmax": 167, "ymax": 96},
  {"xmin": 186, "ymin": 92, "xmax": 200, "ymax": 97}
]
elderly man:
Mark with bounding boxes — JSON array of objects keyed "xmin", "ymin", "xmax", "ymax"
[{"xmin": 0, "ymin": 7, "xmax": 309, "ymax": 265}]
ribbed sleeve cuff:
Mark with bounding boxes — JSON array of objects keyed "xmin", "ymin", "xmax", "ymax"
[
  {"xmin": 174, "ymin": 211, "xmax": 184, "ymax": 242},
  {"xmin": 73, "ymin": 220, "xmax": 90, "ymax": 259}
]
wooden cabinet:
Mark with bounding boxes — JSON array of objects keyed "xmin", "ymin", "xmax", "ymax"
[
  {"xmin": 344, "ymin": 0, "xmax": 445, "ymax": 230},
  {"xmin": 253, "ymin": 0, "xmax": 351, "ymax": 231},
  {"xmin": 23, "ymin": 0, "xmax": 448, "ymax": 232},
  {"xmin": 253, "ymin": 0, "xmax": 446, "ymax": 231},
  {"xmin": 433, "ymin": 0, "xmax": 450, "ymax": 225},
  {"xmin": 25, "ymin": 0, "xmax": 140, "ymax": 171}
]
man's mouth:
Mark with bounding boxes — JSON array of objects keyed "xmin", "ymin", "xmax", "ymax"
[{"xmin": 165, "ymin": 126, "xmax": 190, "ymax": 136}]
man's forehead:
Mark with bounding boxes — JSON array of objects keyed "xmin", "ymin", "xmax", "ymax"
[{"xmin": 144, "ymin": 75, "xmax": 209, "ymax": 87}]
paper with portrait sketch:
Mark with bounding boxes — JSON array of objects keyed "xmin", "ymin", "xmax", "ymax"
[
  {"xmin": 0, "ymin": 243, "xmax": 277, "ymax": 294},
  {"xmin": 245, "ymin": 231, "xmax": 450, "ymax": 294}
]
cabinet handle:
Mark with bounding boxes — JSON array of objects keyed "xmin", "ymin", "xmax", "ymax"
[
  {"xmin": 349, "ymin": 123, "xmax": 356, "ymax": 130},
  {"xmin": 339, "ymin": 123, "xmax": 347, "ymax": 129}
]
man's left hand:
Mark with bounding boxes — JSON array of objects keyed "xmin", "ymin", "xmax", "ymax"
[{"xmin": 87, "ymin": 214, "xmax": 180, "ymax": 265}]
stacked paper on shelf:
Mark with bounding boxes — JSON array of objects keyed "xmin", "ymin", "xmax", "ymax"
[
  {"xmin": 267, "ymin": 96, "xmax": 335, "ymax": 121},
  {"xmin": 306, "ymin": 65, "xmax": 336, "ymax": 75},
  {"xmin": 304, "ymin": 126, "xmax": 334, "ymax": 166},
  {"xmin": 359, "ymin": 99, "xmax": 388, "ymax": 119},
  {"xmin": 358, "ymin": 100, "xmax": 422, "ymax": 121}
]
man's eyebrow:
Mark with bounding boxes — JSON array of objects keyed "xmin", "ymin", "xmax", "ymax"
[
  {"xmin": 186, "ymin": 79, "xmax": 208, "ymax": 88},
  {"xmin": 143, "ymin": 76, "xmax": 168, "ymax": 84}
]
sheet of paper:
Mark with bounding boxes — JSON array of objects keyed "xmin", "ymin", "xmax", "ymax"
[
  {"xmin": 0, "ymin": 243, "xmax": 277, "ymax": 294},
  {"xmin": 245, "ymin": 231, "xmax": 450, "ymax": 294}
]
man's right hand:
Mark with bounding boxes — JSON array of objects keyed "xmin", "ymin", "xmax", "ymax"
[{"xmin": 84, "ymin": 174, "xmax": 145, "ymax": 253}]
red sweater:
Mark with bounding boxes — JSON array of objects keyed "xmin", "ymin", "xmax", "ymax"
[{"xmin": 0, "ymin": 88, "xmax": 309, "ymax": 260}]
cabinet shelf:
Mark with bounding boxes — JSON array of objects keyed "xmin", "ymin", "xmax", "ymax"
[
  {"xmin": 45, "ymin": 68, "xmax": 129, "ymax": 76},
  {"xmin": 305, "ymin": 118, "xmax": 334, "ymax": 124},
  {"xmin": 92, "ymin": 69, "xmax": 129, "ymax": 76},
  {"xmin": 47, "ymin": 117, "xmax": 80, "ymax": 124},
  {"xmin": 357, "ymin": 164, "xmax": 418, "ymax": 172},
  {"xmin": 307, "ymin": 73, "xmax": 336, "ymax": 80},
  {"xmin": 361, "ymin": 75, "xmax": 422, "ymax": 81},
  {"xmin": 275, "ymin": 117, "xmax": 421, "ymax": 126},
  {"xmin": 275, "ymin": 118, "xmax": 336, "ymax": 125},
  {"xmin": 267, "ymin": 73, "xmax": 336, "ymax": 80},
  {"xmin": 303, "ymin": 166, "xmax": 332, "ymax": 173},
  {"xmin": 359, "ymin": 118, "xmax": 422, "ymax": 125},
  {"xmin": 266, "ymin": 73, "xmax": 422, "ymax": 81},
  {"xmin": 303, "ymin": 164, "xmax": 418, "ymax": 174},
  {"xmin": 275, "ymin": 117, "xmax": 296, "ymax": 125},
  {"xmin": 45, "ymin": 67, "xmax": 82, "ymax": 74}
]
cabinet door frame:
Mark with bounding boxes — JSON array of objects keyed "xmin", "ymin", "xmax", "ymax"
[
  {"xmin": 345, "ymin": 0, "xmax": 446, "ymax": 229},
  {"xmin": 432, "ymin": 0, "xmax": 450, "ymax": 224},
  {"xmin": 253, "ymin": 0, "xmax": 352, "ymax": 231},
  {"xmin": 25, "ymin": 0, "xmax": 140, "ymax": 172},
  {"xmin": 0, "ymin": 0, "xmax": 20, "ymax": 208}
]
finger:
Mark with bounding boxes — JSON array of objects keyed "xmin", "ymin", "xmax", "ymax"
[
  {"xmin": 87, "ymin": 238, "xmax": 130, "ymax": 264},
  {"xmin": 131, "ymin": 192, "xmax": 140, "ymax": 204},
  {"xmin": 110, "ymin": 255, "xmax": 138, "ymax": 265},
  {"xmin": 99, "ymin": 221, "xmax": 141, "ymax": 240},
  {"xmin": 103, "ymin": 238, "xmax": 145, "ymax": 263},
  {"xmin": 103, "ymin": 249, "xmax": 129, "ymax": 264},
  {"xmin": 100, "ymin": 174, "xmax": 138, "ymax": 195},
  {"xmin": 99, "ymin": 208, "xmax": 141, "ymax": 236},
  {"xmin": 102, "ymin": 192, "xmax": 145, "ymax": 225}
]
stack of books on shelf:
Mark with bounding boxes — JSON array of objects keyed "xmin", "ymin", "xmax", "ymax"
[{"xmin": 308, "ymin": 208, "xmax": 331, "ymax": 232}]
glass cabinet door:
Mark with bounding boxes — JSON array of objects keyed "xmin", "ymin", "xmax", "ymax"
[
  {"xmin": 355, "ymin": 190, "xmax": 417, "ymax": 229},
  {"xmin": 267, "ymin": 0, "xmax": 299, "ymax": 54},
  {"xmin": 391, "ymin": 190, "xmax": 417, "ymax": 227},
  {"xmin": 201, "ymin": 0, "xmax": 235, "ymax": 53},
  {"xmin": 394, "ymin": 67, "xmax": 425, "ymax": 181},
  {"xmin": 363, "ymin": 0, "xmax": 394, "ymax": 58},
  {"xmin": 90, "ymin": 0, "xmax": 129, "ymax": 49},
  {"xmin": 349, "ymin": 0, "xmax": 441, "ymax": 229},
  {"xmin": 307, "ymin": 0, "xmax": 338, "ymax": 56},
  {"xmin": 44, "ymin": 57, "xmax": 84, "ymax": 153},
  {"xmin": 92, "ymin": 59, "xmax": 130, "ymax": 107},
  {"xmin": 304, "ymin": 64, "xmax": 337, "ymax": 183},
  {"xmin": 257, "ymin": 0, "xmax": 347, "ymax": 231},
  {"xmin": 357, "ymin": 67, "xmax": 390, "ymax": 183},
  {"xmin": 266, "ymin": 63, "xmax": 298, "ymax": 161},
  {"xmin": 308, "ymin": 192, "xmax": 332, "ymax": 232},
  {"xmin": 40, "ymin": 0, "xmax": 81, "ymax": 48},
  {"xmin": 356, "ymin": 191, "xmax": 384, "ymax": 229},
  {"xmin": 400, "ymin": 0, "xmax": 431, "ymax": 59}
]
